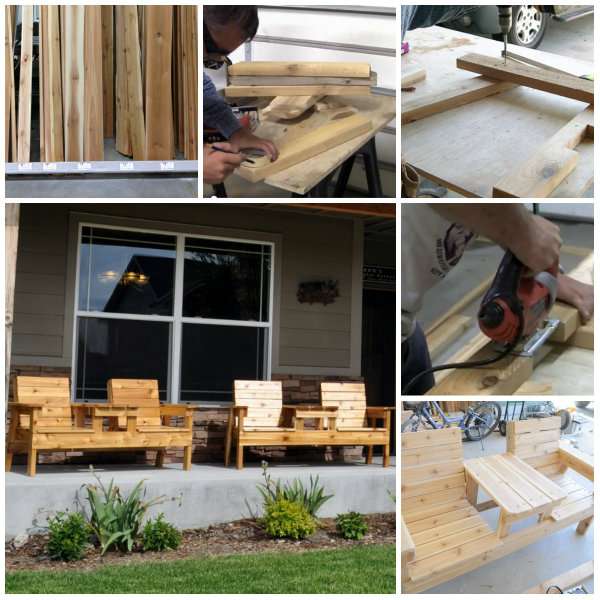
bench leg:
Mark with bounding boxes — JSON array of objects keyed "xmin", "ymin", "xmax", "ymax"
[
  {"xmin": 155, "ymin": 449, "xmax": 165, "ymax": 468},
  {"xmin": 224, "ymin": 413, "xmax": 234, "ymax": 467},
  {"xmin": 497, "ymin": 510, "xmax": 511, "ymax": 538},
  {"xmin": 466, "ymin": 474, "xmax": 478, "ymax": 506},
  {"xmin": 5, "ymin": 448, "xmax": 14, "ymax": 472},
  {"xmin": 236, "ymin": 441, "xmax": 244, "ymax": 470},
  {"xmin": 27, "ymin": 448, "xmax": 37, "ymax": 477},
  {"xmin": 383, "ymin": 443, "xmax": 390, "ymax": 467},
  {"xmin": 576, "ymin": 516, "xmax": 593, "ymax": 534},
  {"xmin": 183, "ymin": 445, "xmax": 192, "ymax": 471},
  {"xmin": 366, "ymin": 445, "xmax": 373, "ymax": 464}
]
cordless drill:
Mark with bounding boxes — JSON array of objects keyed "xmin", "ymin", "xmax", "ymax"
[{"xmin": 497, "ymin": 6, "xmax": 512, "ymax": 65}]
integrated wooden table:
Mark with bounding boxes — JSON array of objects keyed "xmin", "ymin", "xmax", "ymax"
[
  {"xmin": 283, "ymin": 404, "xmax": 338, "ymax": 430},
  {"xmin": 464, "ymin": 453, "xmax": 567, "ymax": 537}
]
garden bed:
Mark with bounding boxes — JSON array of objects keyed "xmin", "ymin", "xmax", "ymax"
[{"xmin": 6, "ymin": 513, "xmax": 395, "ymax": 573}]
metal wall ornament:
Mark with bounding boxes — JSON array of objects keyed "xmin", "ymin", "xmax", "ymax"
[{"xmin": 297, "ymin": 280, "xmax": 340, "ymax": 305}]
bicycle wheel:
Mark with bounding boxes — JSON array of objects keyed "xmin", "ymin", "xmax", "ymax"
[{"xmin": 465, "ymin": 402, "xmax": 502, "ymax": 441}]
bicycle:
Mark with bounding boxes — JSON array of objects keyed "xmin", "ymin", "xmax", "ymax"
[{"xmin": 401, "ymin": 401, "xmax": 502, "ymax": 442}]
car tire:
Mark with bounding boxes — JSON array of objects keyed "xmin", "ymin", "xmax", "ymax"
[{"xmin": 492, "ymin": 6, "xmax": 549, "ymax": 49}]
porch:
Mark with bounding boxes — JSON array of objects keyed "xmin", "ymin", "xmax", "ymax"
[{"xmin": 5, "ymin": 457, "xmax": 395, "ymax": 541}]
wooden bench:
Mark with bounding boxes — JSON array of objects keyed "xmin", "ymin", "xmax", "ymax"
[
  {"xmin": 107, "ymin": 379, "xmax": 194, "ymax": 470},
  {"xmin": 507, "ymin": 416, "xmax": 593, "ymax": 532},
  {"xmin": 402, "ymin": 424, "xmax": 594, "ymax": 592},
  {"xmin": 320, "ymin": 382, "xmax": 393, "ymax": 466},
  {"xmin": 6, "ymin": 376, "xmax": 137, "ymax": 476}
]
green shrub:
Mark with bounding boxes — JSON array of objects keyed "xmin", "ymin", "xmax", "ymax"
[
  {"xmin": 142, "ymin": 514, "xmax": 182, "ymax": 552},
  {"xmin": 263, "ymin": 498, "xmax": 316, "ymax": 540},
  {"xmin": 256, "ymin": 462, "xmax": 334, "ymax": 517},
  {"xmin": 336, "ymin": 512, "xmax": 368, "ymax": 540},
  {"xmin": 83, "ymin": 475, "xmax": 166, "ymax": 555},
  {"xmin": 47, "ymin": 511, "xmax": 91, "ymax": 561}
]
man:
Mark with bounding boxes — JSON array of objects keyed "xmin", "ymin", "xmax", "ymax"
[
  {"xmin": 402, "ymin": 204, "xmax": 594, "ymax": 394},
  {"xmin": 203, "ymin": 6, "xmax": 279, "ymax": 184}
]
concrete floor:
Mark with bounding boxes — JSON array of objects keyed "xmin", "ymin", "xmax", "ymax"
[
  {"xmin": 423, "ymin": 13, "xmax": 594, "ymax": 198},
  {"xmin": 6, "ymin": 457, "xmax": 395, "ymax": 541},
  {"xmin": 425, "ymin": 404, "xmax": 594, "ymax": 593}
]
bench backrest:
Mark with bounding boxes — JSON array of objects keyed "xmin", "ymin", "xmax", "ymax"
[
  {"xmin": 13, "ymin": 376, "xmax": 73, "ymax": 428},
  {"xmin": 234, "ymin": 380, "xmax": 283, "ymax": 428},
  {"xmin": 401, "ymin": 428, "xmax": 466, "ymax": 511},
  {"xmin": 107, "ymin": 379, "xmax": 162, "ymax": 427},
  {"xmin": 506, "ymin": 416, "xmax": 562, "ymax": 475},
  {"xmin": 320, "ymin": 382, "xmax": 366, "ymax": 428}
]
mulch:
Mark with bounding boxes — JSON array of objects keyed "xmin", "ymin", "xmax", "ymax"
[{"xmin": 6, "ymin": 513, "xmax": 395, "ymax": 573}]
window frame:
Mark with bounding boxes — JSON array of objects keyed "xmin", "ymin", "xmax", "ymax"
[{"xmin": 71, "ymin": 221, "xmax": 275, "ymax": 404}]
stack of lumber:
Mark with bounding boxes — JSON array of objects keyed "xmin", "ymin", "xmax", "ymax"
[
  {"xmin": 7, "ymin": 5, "xmax": 197, "ymax": 163},
  {"xmin": 225, "ymin": 61, "xmax": 374, "ymax": 97}
]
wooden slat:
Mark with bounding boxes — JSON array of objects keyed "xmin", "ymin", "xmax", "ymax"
[
  {"xmin": 510, "ymin": 440, "xmax": 560, "ymax": 460},
  {"xmin": 230, "ymin": 74, "xmax": 375, "ymax": 86},
  {"xmin": 551, "ymin": 495, "xmax": 594, "ymax": 521},
  {"xmin": 16, "ymin": 5, "xmax": 33, "ymax": 162},
  {"xmin": 225, "ymin": 84, "xmax": 370, "ymax": 98},
  {"xmin": 228, "ymin": 61, "xmax": 371, "ymax": 78},
  {"xmin": 401, "ymin": 428, "xmax": 461, "ymax": 450},
  {"xmin": 144, "ymin": 6, "xmax": 172, "ymax": 159},
  {"xmin": 402, "ymin": 473, "xmax": 465, "ymax": 499},
  {"xmin": 235, "ymin": 380, "xmax": 282, "ymax": 391},
  {"xmin": 5, "ymin": 7, "xmax": 18, "ymax": 161},
  {"xmin": 402, "ymin": 487, "xmax": 467, "ymax": 512},
  {"xmin": 115, "ymin": 6, "xmax": 131, "ymax": 156},
  {"xmin": 402, "ymin": 460, "xmax": 464, "ymax": 485},
  {"xmin": 457, "ymin": 53, "xmax": 593, "ymax": 103},
  {"xmin": 521, "ymin": 451, "xmax": 562, "ymax": 470},
  {"xmin": 405, "ymin": 504, "xmax": 477, "ymax": 532},
  {"xmin": 84, "ymin": 6, "xmax": 104, "ymax": 160},
  {"xmin": 411, "ymin": 515, "xmax": 483, "ymax": 546},
  {"xmin": 101, "ymin": 6, "xmax": 114, "ymax": 137},
  {"xmin": 402, "ymin": 442, "xmax": 463, "ymax": 466},
  {"xmin": 45, "ymin": 6, "xmax": 64, "ymax": 162},
  {"xmin": 415, "ymin": 521, "xmax": 493, "ymax": 561},
  {"xmin": 63, "ymin": 6, "xmax": 84, "ymax": 161},
  {"xmin": 182, "ymin": 6, "xmax": 197, "ymax": 159},
  {"xmin": 508, "ymin": 428, "xmax": 560, "ymax": 448},
  {"xmin": 507, "ymin": 416, "xmax": 561, "ymax": 435}
]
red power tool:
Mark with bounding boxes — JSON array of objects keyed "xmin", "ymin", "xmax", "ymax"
[{"xmin": 478, "ymin": 250, "xmax": 559, "ymax": 354}]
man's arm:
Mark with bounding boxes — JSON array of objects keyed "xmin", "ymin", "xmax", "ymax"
[
  {"xmin": 430, "ymin": 204, "xmax": 562, "ymax": 274},
  {"xmin": 203, "ymin": 73, "xmax": 242, "ymax": 138}
]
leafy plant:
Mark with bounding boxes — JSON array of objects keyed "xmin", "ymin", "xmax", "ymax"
[
  {"xmin": 336, "ymin": 512, "xmax": 368, "ymax": 540},
  {"xmin": 263, "ymin": 498, "xmax": 316, "ymax": 540},
  {"xmin": 142, "ymin": 514, "xmax": 182, "ymax": 552},
  {"xmin": 82, "ymin": 475, "xmax": 166, "ymax": 555},
  {"xmin": 47, "ymin": 511, "xmax": 91, "ymax": 561},
  {"xmin": 255, "ymin": 461, "xmax": 334, "ymax": 518}
]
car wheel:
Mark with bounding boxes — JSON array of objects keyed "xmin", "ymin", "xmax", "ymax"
[{"xmin": 509, "ymin": 5, "xmax": 549, "ymax": 48}]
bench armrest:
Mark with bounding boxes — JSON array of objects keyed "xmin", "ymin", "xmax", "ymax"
[
  {"xmin": 7, "ymin": 402, "xmax": 44, "ymax": 411},
  {"xmin": 366, "ymin": 407, "xmax": 394, "ymax": 417},
  {"xmin": 401, "ymin": 515, "xmax": 416, "ymax": 582},
  {"xmin": 559, "ymin": 440, "xmax": 594, "ymax": 481},
  {"xmin": 159, "ymin": 405, "xmax": 195, "ymax": 417}
]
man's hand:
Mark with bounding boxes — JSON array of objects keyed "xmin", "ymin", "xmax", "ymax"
[
  {"xmin": 230, "ymin": 128, "xmax": 279, "ymax": 161},
  {"xmin": 557, "ymin": 274, "xmax": 593, "ymax": 323},
  {"xmin": 510, "ymin": 214, "xmax": 562, "ymax": 273},
  {"xmin": 203, "ymin": 143, "xmax": 244, "ymax": 184}
]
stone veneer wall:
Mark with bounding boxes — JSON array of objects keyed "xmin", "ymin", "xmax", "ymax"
[{"xmin": 8, "ymin": 367, "xmax": 365, "ymax": 466}]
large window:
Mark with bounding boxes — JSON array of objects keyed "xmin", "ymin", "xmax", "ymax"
[{"xmin": 74, "ymin": 225, "xmax": 273, "ymax": 403}]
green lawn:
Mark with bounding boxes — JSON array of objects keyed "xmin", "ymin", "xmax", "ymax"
[{"xmin": 6, "ymin": 544, "xmax": 396, "ymax": 594}]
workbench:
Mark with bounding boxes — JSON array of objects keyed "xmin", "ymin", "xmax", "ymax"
[
  {"xmin": 401, "ymin": 26, "xmax": 594, "ymax": 198},
  {"xmin": 209, "ymin": 94, "xmax": 395, "ymax": 197}
]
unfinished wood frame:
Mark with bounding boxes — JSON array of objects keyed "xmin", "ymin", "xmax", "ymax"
[
  {"xmin": 426, "ymin": 253, "xmax": 593, "ymax": 394},
  {"xmin": 493, "ymin": 105, "xmax": 594, "ymax": 197},
  {"xmin": 457, "ymin": 53, "xmax": 593, "ymax": 103}
]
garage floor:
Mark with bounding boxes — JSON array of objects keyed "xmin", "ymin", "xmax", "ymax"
[{"xmin": 425, "ymin": 404, "xmax": 594, "ymax": 593}]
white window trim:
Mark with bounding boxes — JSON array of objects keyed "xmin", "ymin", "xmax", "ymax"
[{"xmin": 71, "ymin": 221, "xmax": 275, "ymax": 404}]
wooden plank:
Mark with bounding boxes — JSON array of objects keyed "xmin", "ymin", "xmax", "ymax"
[
  {"xmin": 401, "ymin": 442, "xmax": 464, "ymax": 466},
  {"xmin": 493, "ymin": 106, "xmax": 593, "ymax": 197},
  {"xmin": 5, "ymin": 7, "xmax": 18, "ymax": 161},
  {"xmin": 225, "ymin": 84, "xmax": 370, "ymax": 98},
  {"xmin": 559, "ymin": 441, "xmax": 594, "ymax": 481},
  {"xmin": 401, "ymin": 61, "xmax": 426, "ymax": 87},
  {"xmin": 84, "ymin": 6, "xmax": 104, "ymax": 160},
  {"xmin": 144, "ymin": 6, "xmax": 173, "ymax": 159},
  {"xmin": 427, "ymin": 314, "xmax": 472, "ymax": 361},
  {"xmin": 101, "ymin": 6, "xmax": 114, "ymax": 138},
  {"xmin": 456, "ymin": 53, "xmax": 593, "ymax": 103},
  {"xmin": 509, "ymin": 428, "xmax": 560, "ymax": 448},
  {"xmin": 401, "ymin": 427, "xmax": 461, "ymax": 450},
  {"xmin": 402, "ymin": 473, "xmax": 465, "ymax": 499},
  {"xmin": 237, "ymin": 113, "xmax": 371, "ymax": 183},
  {"xmin": 567, "ymin": 318, "xmax": 593, "ymax": 349},
  {"xmin": 263, "ymin": 95, "xmax": 324, "ymax": 120},
  {"xmin": 38, "ymin": 5, "xmax": 46, "ymax": 162},
  {"xmin": 45, "ymin": 6, "xmax": 63, "ymax": 162},
  {"xmin": 551, "ymin": 495, "xmax": 594, "ymax": 522},
  {"xmin": 524, "ymin": 560, "xmax": 594, "ymax": 593},
  {"xmin": 63, "ymin": 6, "xmax": 84, "ymax": 161},
  {"xmin": 230, "ymin": 74, "xmax": 375, "ymax": 87},
  {"xmin": 402, "ymin": 460, "xmax": 464, "ymax": 485},
  {"xmin": 406, "ymin": 505, "xmax": 478, "ymax": 533},
  {"xmin": 122, "ymin": 6, "xmax": 145, "ymax": 160},
  {"xmin": 16, "ymin": 5, "xmax": 33, "ymax": 162},
  {"xmin": 181, "ymin": 6, "xmax": 197, "ymax": 160},
  {"xmin": 402, "ymin": 77, "xmax": 516, "ymax": 125},
  {"xmin": 507, "ymin": 416, "xmax": 562, "ymax": 435},
  {"xmin": 415, "ymin": 522, "xmax": 493, "ymax": 561},
  {"xmin": 403, "ymin": 487, "xmax": 467, "ymax": 515},
  {"xmin": 229, "ymin": 61, "xmax": 371, "ymax": 78},
  {"xmin": 115, "ymin": 7, "xmax": 131, "ymax": 156}
]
